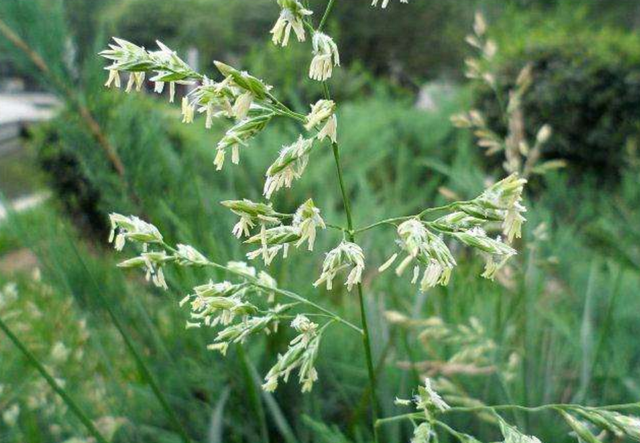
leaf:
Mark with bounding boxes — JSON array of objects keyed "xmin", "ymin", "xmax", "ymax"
[
  {"xmin": 208, "ymin": 387, "xmax": 231, "ymax": 443},
  {"xmin": 302, "ymin": 415, "xmax": 353, "ymax": 443},
  {"xmin": 246, "ymin": 357, "xmax": 299, "ymax": 443}
]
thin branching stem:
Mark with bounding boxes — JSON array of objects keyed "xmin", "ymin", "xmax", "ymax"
[
  {"xmin": 177, "ymin": 62, "xmax": 306, "ymax": 123},
  {"xmin": 318, "ymin": 0, "xmax": 337, "ymax": 32},
  {"xmin": 274, "ymin": 214, "xmax": 346, "ymax": 233},
  {"xmin": 161, "ymin": 242, "xmax": 362, "ymax": 334},
  {"xmin": 375, "ymin": 401, "xmax": 640, "ymax": 428},
  {"xmin": 435, "ymin": 420, "xmax": 471, "ymax": 443},
  {"xmin": 314, "ymin": 1, "xmax": 380, "ymax": 441},
  {"xmin": 354, "ymin": 202, "xmax": 460, "ymax": 235},
  {"xmin": 266, "ymin": 92, "xmax": 307, "ymax": 121},
  {"xmin": 330, "ymin": 141, "xmax": 381, "ymax": 435},
  {"xmin": 0, "ymin": 316, "xmax": 109, "ymax": 443}
]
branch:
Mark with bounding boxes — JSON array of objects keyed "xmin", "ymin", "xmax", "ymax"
[
  {"xmin": 161, "ymin": 242, "xmax": 363, "ymax": 335},
  {"xmin": 396, "ymin": 360, "xmax": 497, "ymax": 377}
]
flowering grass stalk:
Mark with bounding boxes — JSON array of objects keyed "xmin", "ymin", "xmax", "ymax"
[
  {"xmin": 377, "ymin": 390, "xmax": 640, "ymax": 443},
  {"xmin": 451, "ymin": 12, "xmax": 565, "ymax": 179},
  {"xmin": 98, "ymin": 0, "xmax": 522, "ymax": 438},
  {"xmin": 96, "ymin": 2, "xmax": 638, "ymax": 442}
]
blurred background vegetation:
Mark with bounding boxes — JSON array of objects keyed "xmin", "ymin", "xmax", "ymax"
[{"xmin": 0, "ymin": 0, "xmax": 639, "ymax": 442}]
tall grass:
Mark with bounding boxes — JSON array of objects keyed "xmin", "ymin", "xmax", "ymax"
[
  {"xmin": 1, "ymin": 0, "xmax": 639, "ymax": 442},
  {"xmin": 2, "ymin": 91, "xmax": 640, "ymax": 442}
]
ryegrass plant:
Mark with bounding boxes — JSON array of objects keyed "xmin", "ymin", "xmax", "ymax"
[
  {"xmin": 1, "ymin": 2, "xmax": 640, "ymax": 442},
  {"xmin": 91, "ymin": 1, "xmax": 638, "ymax": 442}
]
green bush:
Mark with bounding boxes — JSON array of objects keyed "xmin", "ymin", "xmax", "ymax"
[
  {"xmin": 477, "ymin": 22, "xmax": 640, "ymax": 177},
  {"xmin": 32, "ymin": 121, "xmax": 108, "ymax": 236}
]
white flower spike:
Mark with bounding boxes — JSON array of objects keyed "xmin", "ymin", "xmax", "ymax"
[
  {"xmin": 371, "ymin": 0, "xmax": 409, "ymax": 8},
  {"xmin": 263, "ymin": 136, "xmax": 314, "ymax": 199},
  {"xmin": 456, "ymin": 173, "xmax": 527, "ymax": 242},
  {"xmin": 305, "ymin": 99, "xmax": 338, "ymax": 143},
  {"xmin": 314, "ymin": 241, "xmax": 365, "ymax": 291},
  {"xmin": 292, "ymin": 199, "xmax": 326, "ymax": 251},
  {"xmin": 415, "ymin": 378, "xmax": 451, "ymax": 413},
  {"xmin": 221, "ymin": 199, "xmax": 280, "ymax": 238},
  {"xmin": 271, "ymin": 0, "xmax": 313, "ymax": 47},
  {"xmin": 104, "ymin": 70, "xmax": 121, "ymax": 88},
  {"xmin": 245, "ymin": 225, "xmax": 301, "ymax": 265},
  {"xmin": 262, "ymin": 315, "xmax": 322, "ymax": 393},
  {"xmin": 108, "ymin": 213, "xmax": 163, "ymax": 251},
  {"xmin": 214, "ymin": 111, "xmax": 274, "ymax": 170},
  {"xmin": 309, "ymin": 32, "xmax": 340, "ymax": 82},
  {"xmin": 384, "ymin": 219, "xmax": 456, "ymax": 291}
]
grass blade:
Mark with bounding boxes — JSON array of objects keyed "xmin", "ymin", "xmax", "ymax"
[
  {"xmin": 0, "ymin": 316, "xmax": 109, "ymax": 443},
  {"xmin": 237, "ymin": 344, "xmax": 270, "ymax": 443},
  {"xmin": 208, "ymin": 387, "xmax": 231, "ymax": 443},
  {"xmin": 246, "ymin": 357, "xmax": 299, "ymax": 443},
  {"xmin": 65, "ymin": 237, "xmax": 193, "ymax": 443},
  {"xmin": 576, "ymin": 259, "xmax": 598, "ymax": 403}
]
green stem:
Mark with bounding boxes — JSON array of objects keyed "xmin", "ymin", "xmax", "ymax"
[
  {"xmin": 315, "ymin": 1, "xmax": 379, "ymax": 439},
  {"xmin": 274, "ymin": 212, "xmax": 347, "ymax": 234},
  {"xmin": 435, "ymin": 420, "xmax": 472, "ymax": 443},
  {"xmin": 331, "ymin": 143, "xmax": 354, "ymax": 229},
  {"xmin": 0, "ymin": 316, "xmax": 109, "ymax": 443},
  {"xmin": 353, "ymin": 203, "xmax": 460, "ymax": 235},
  {"xmin": 331, "ymin": 139, "xmax": 380, "ymax": 442},
  {"xmin": 375, "ymin": 401, "xmax": 640, "ymax": 428},
  {"xmin": 318, "ymin": 0, "xmax": 337, "ymax": 32},
  {"xmin": 265, "ymin": 92, "xmax": 307, "ymax": 122},
  {"xmin": 162, "ymin": 243, "xmax": 362, "ymax": 334}
]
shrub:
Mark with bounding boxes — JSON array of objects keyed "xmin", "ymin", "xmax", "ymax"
[
  {"xmin": 477, "ymin": 24, "xmax": 640, "ymax": 177},
  {"xmin": 31, "ymin": 118, "xmax": 107, "ymax": 236}
]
